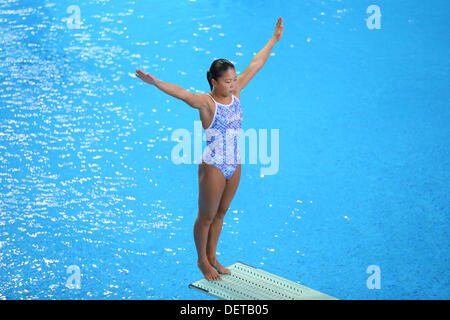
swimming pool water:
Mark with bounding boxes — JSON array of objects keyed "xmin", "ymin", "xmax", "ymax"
[{"xmin": 0, "ymin": 0, "xmax": 449, "ymax": 299}]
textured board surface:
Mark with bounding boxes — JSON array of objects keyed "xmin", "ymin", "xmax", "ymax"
[{"xmin": 189, "ymin": 262, "xmax": 338, "ymax": 300}]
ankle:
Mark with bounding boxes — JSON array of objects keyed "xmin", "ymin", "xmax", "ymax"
[{"xmin": 197, "ymin": 258, "xmax": 210, "ymax": 265}]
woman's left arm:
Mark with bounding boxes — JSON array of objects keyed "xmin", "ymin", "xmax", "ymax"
[{"xmin": 236, "ymin": 17, "xmax": 284, "ymax": 92}]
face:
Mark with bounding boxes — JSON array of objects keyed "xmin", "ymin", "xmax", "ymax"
[{"xmin": 212, "ymin": 68, "xmax": 237, "ymax": 95}]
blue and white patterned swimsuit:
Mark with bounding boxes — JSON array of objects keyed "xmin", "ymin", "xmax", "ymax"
[{"xmin": 201, "ymin": 93, "xmax": 243, "ymax": 180}]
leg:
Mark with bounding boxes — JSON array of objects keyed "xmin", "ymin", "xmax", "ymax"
[
  {"xmin": 207, "ymin": 164, "xmax": 241, "ymax": 274},
  {"xmin": 194, "ymin": 162, "xmax": 226, "ymax": 280}
]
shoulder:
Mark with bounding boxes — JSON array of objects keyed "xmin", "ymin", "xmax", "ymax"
[
  {"xmin": 185, "ymin": 92, "xmax": 214, "ymax": 110},
  {"xmin": 233, "ymin": 92, "xmax": 241, "ymax": 103},
  {"xmin": 200, "ymin": 93, "xmax": 215, "ymax": 110},
  {"xmin": 197, "ymin": 93, "xmax": 215, "ymax": 116}
]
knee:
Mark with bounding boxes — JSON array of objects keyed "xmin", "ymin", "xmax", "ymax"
[
  {"xmin": 216, "ymin": 207, "xmax": 228, "ymax": 220},
  {"xmin": 196, "ymin": 212, "xmax": 215, "ymax": 226}
]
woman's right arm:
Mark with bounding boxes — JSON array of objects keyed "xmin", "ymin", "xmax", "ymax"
[{"xmin": 135, "ymin": 69, "xmax": 209, "ymax": 110}]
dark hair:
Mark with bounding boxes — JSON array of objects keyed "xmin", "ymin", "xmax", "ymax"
[{"xmin": 206, "ymin": 59, "xmax": 235, "ymax": 91}]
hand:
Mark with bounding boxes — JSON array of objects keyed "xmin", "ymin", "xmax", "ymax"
[
  {"xmin": 135, "ymin": 69, "xmax": 157, "ymax": 85},
  {"xmin": 272, "ymin": 17, "xmax": 284, "ymax": 42}
]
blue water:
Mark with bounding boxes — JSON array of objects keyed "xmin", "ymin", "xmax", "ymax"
[{"xmin": 0, "ymin": 0, "xmax": 449, "ymax": 300}]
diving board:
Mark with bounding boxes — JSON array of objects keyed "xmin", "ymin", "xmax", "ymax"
[{"xmin": 189, "ymin": 261, "xmax": 337, "ymax": 300}]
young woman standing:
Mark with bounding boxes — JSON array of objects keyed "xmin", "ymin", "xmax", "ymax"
[{"xmin": 136, "ymin": 17, "xmax": 284, "ymax": 280}]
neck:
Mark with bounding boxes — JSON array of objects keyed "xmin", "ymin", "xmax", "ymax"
[{"xmin": 212, "ymin": 90, "xmax": 231, "ymax": 99}]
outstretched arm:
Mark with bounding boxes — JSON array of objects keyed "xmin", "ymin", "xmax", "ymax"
[
  {"xmin": 236, "ymin": 17, "xmax": 284, "ymax": 93},
  {"xmin": 135, "ymin": 69, "xmax": 209, "ymax": 110}
]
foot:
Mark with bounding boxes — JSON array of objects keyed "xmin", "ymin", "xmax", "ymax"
[
  {"xmin": 197, "ymin": 260, "xmax": 222, "ymax": 280},
  {"xmin": 208, "ymin": 257, "xmax": 231, "ymax": 275}
]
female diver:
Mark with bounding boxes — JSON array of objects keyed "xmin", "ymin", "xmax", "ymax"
[{"xmin": 136, "ymin": 17, "xmax": 284, "ymax": 280}]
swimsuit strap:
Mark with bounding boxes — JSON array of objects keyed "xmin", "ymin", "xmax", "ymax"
[
  {"xmin": 206, "ymin": 93, "xmax": 216, "ymax": 104},
  {"xmin": 206, "ymin": 93, "xmax": 233, "ymax": 106}
]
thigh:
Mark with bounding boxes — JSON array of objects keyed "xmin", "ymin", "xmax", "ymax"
[
  {"xmin": 217, "ymin": 164, "xmax": 241, "ymax": 214},
  {"xmin": 198, "ymin": 162, "xmax": 226, "ymax": 219}
]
